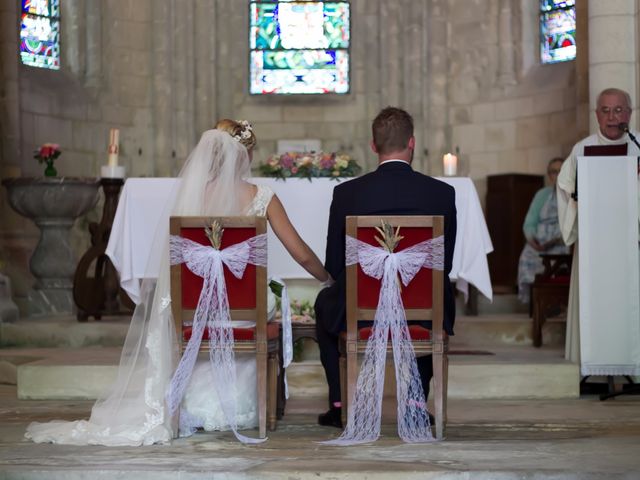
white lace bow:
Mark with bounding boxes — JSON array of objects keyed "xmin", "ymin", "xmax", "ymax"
[
  {"xmin": 323, "ymin": 234, "xmax": 444, "ymax": 445},
  {"xmin": 167, "ymin": 233, "xmax": 272, "ymax": 444}
]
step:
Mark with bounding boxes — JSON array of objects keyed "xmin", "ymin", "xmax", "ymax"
[
  {"xmin": 1, "ymin": 314, "xmax": 566, "ymax": 353},
  {"xmin": 462, "ymin": 292, "xmax": 529, "ymax": 316},
  {"xmin": 4, "ymin": 345, "xmax": 579, "ymax": 401},
  {"xmin": 0, "ymin": 315, "xmax": 129, "ymax": 348},
  {"xmin": 453, "ymin": 313, "xmax": 566, "ymax": 347}
]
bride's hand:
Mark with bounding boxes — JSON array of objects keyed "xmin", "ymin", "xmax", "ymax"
[{"xmin": 320, "ymin": 273, "xmax": 334, "ymax": 289}]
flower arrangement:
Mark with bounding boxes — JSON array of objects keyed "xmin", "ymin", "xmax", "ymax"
[
  {"xmin": 289, "ymin": 299, "xmax": 315, "ymax": 362},
  {"xmin": 34, "ymin": 143, "xmax": 61, "ymax": 177},
  {"xmin": 268, "ymin": 281, "xmax": 315, "ymax": 361},
  {"xmin": 258, "ymin": 151, "xmax": 361, "ymax": 180},
  {"xmin": 290, "ymin": 299, "xmax": 315, "ymax": 323}
]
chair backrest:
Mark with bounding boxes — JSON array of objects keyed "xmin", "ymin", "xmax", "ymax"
[
  {"xmin": 345, "ymin": 215, "xmax": 445, "ymax": 340},
  {"xmin": 169, "ymin": 216, "xmax": 267, "ymax": 346}
]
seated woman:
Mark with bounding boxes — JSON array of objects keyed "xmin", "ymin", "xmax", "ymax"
[
  {"xmin": 517, "ymin": 157, "xmax": 570, "ymax": 304},
  {"xmin": 25, "ymin": 120, "xmax": 331, "ymax": 446}
]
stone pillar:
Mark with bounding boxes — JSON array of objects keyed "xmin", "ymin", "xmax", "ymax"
[
  {"xmin": 426, "ymin": 0, "xmax": 450, "ymax": 176},
  {"xmin": 497, "ymin": 0, "xmax": 517, "ymax": 86},
  {"xmin": 588, "ymin": 0, "xmax": 639, "ymax": 131},
  {"xmin": 0, "ymin": 2, "xmax": 22, "ymax": 169},
  {"xmin": 194, "ymin": 0, "xmax": 218, "ymax": 136},
  {"xmin": 405, "ymin": 0, "xmax": 428, "ymax": 174},
  {"xmin": 173, "ymin": 0, "xmax": 196, "ymax": 165},
  {"xmin": 84, "ymin": 0, "xmax": 103, "ymax": 90},
  {"xmin": 574, "ymin": 0, "xmax": 590, "ymax": 138},
  {"xmin": 379, "ymin": 2, "xmax": 402, "ymax": 108},
  {"xmin": 151, "ymin": 0, "xmax": 174, "ymax": 176},
  {"xmin": 60, "ymin": 0, "xmax": 85, "ymax": 78}
]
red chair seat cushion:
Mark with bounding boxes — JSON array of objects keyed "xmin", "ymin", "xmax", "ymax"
[
  {"xmin": 358, "ymin": 325, "xmax": 431, "ymax": 341},
  {"xmin": 183, "ymin": 322, "xmax": 279, "ymax": 342}
]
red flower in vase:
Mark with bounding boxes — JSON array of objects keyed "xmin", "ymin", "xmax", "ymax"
[{"xmin": 34, "ymin": 143, "xmax": 62, "ymax": 164}]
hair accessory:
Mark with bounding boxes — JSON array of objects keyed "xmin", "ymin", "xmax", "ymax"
[{"xmin": 233, "ymin": 120, "xmax": 253, "ymax": 143}]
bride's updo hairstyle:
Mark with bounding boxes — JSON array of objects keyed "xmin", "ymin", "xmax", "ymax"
[{"xmin": 215, "ymin": 119, "xmax": 257, "ymax": 151}]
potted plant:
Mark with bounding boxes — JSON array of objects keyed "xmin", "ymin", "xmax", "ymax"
[{"xmin": 34, "ymin": 143, "xmax": 61, "ymax": 177}]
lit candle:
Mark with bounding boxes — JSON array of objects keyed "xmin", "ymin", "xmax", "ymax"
[
  {"xmin": 107, "ymin": 128, "xmax": 120, "ymax": 167},
  {"xmin": 443, "ymin": 153, "xmax": 457, "ymax": 176}
]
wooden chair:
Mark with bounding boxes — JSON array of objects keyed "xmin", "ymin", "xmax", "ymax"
[
  {"xmin": 169, "ymin": 216, "xmax": 279, "ymax": 438},
  {"xmin": 531, "ymin": 253, "xmax": 572, "ymax": 347},
  {"xmin": 339, "ymin": 215, "xmax": 448, "ymax": 440}
]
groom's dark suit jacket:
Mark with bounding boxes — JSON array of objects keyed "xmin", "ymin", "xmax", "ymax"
[{"xmin": 319, "ymin": 160, "xmax": 457, "ymax": 335}]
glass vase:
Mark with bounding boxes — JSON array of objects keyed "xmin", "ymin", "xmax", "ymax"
[{"xmin": 44, "ymin": 160, "xmax": 57, "ymax": 177}]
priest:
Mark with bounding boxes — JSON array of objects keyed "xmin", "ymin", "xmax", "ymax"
[{"xmin": 557, "ymin": 87, "xmax": 640, "ymax": 365}]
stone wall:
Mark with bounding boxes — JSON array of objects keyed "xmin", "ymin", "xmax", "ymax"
[{"xmin": 0, "ymin": 0, "xmax": 595, "ymax": 311}]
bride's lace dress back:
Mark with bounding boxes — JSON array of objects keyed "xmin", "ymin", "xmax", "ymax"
[{"xmin": 245, "ymin": 184, "xmax": 273, "ymax": 217}]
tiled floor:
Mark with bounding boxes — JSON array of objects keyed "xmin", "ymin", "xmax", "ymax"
[{"xmin": 1, "ymin": 384, "xmax": 640, "ymax": 479}]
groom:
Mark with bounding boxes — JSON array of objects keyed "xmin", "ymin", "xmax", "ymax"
[{"xmin": 314, "ymin": 106, "xmax": 457, "ymax": 428}]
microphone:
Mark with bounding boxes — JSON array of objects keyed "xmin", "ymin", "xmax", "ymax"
[
  {"xmin": 619, "ymin": 122, "xmax": 640, "ymax": 150},
  {"xmin": 619, "ymin": 124, "xmax": 640, "ymax": 174}
]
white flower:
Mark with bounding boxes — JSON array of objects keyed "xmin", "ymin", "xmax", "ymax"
[{"xmin": 233, "ymin": 120, "xmax": 253, "ymax": 143}]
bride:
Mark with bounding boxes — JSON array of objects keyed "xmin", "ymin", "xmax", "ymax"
[{"xmin": 25, "ymin": 119, "xmax": 331, "ymax": 446}]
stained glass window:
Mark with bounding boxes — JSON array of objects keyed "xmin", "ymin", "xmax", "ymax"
[
  {"xmin": 540, "ymin": 0, "xmax": 576, "ymax": 64},
  {"xmin": 20, "ymin": 0, "xmax": 61, "ymax": 70},
  {"xmin": 250, "ymin": 1, "xmax": 350, "ymax": 95}
]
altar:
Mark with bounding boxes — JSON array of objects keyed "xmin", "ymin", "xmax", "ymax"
[{"xmin": 106, "ymin": 177, "xmax": 493, "ymax": 304}]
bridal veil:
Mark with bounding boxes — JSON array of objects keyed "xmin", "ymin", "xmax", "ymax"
[{"xmin": 26, "ymin": 130, "xmax": 253, "ymax": 446}]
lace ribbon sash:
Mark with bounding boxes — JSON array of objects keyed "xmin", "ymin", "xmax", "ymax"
[
  {"xmin": 270, "ymin": 275, "xmax": 293, "ymax": 399},
  {"xmin": 322, "ymin": 234, "xmax": 444, "ymax": 446},
  {"xmin": 167, "ymin": 233, "xmax": 279, "ymax": 444}
]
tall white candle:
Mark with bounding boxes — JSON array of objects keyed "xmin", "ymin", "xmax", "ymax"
[
  {"xmin": 443, "ymin": 153, "xmax": 457, "ymax": 176},
  {"xmin": 107, "ymin": 128, "xmax": 120, "ymax": 167}
]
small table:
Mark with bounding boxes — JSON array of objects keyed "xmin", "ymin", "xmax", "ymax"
[{"xmin": 74, "ymin": 178, "xmax": 134, "ymax": 320}]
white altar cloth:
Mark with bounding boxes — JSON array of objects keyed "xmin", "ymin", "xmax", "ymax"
[
  {"xmin": 438, "ymin": 177, "xmax": 494, "ymax": 302},
  {"xmin": 106, "ymin": 177, "xmax": 493, "ymax": 304}
]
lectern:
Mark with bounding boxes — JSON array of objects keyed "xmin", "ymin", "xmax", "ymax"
[{"xmin": 577, "ymin": 155, "xmax": 639, "ymax": 377}]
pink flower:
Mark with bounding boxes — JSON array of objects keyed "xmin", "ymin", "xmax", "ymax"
[
  {"xmin": 291, "ymin": 166, "xmax": 299, "ymax": 174},
  {"xmin": 40, "ymin": 144, "xmax": 60, "ymax": 158},
  {"xmin": 34, "ymin": 143, "xmax": 61, "ymax": 163},
  {"xmin": 280, "ymin": 153, "xmax": 295, "ymax": 169},
  {"xmin": 319, "ymin": 154, "xmax": 336, "ymax": 169}
]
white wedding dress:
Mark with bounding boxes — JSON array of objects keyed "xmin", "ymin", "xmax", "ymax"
[{"xmin": 25, "ymin": 131, "xmax": 276, "ymax": 446}]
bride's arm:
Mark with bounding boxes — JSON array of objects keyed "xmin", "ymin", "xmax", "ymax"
[{"xmin": 266, "ymin": 194, "xmax": 331, "ymax": 283}]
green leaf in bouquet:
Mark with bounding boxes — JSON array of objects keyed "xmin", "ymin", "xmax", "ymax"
[{"xmin": 269, "ymin": 279, "xmax": 284, "ymax": 298}]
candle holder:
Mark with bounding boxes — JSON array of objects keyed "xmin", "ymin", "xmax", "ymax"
[{"xmin": 101, "ymin": 165, "xmax": 126, "ymax": 178}]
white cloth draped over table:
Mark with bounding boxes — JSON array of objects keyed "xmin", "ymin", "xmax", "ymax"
[
  {"xmin": 106, "ymin": 178, "xmax": 179, "ymax": 304},
  {"xmin": 322, "ymin": 234, "xmax": 444, "ymax": 446},
  {"xmin": 107, "ymin": 177, "xmax": 493, "ymax": 304},
  {"xmin": 436, "ymin": 177, "xmax": 493, "ymax": 302},
  {"xmin": 557, "ymin": 130, "xmax": 640, "ymax": 366}
]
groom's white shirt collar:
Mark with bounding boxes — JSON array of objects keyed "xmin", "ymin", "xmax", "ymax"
[{"xmin": 379, "ymin": 159, "xmax": 409, "ymax": 166}]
